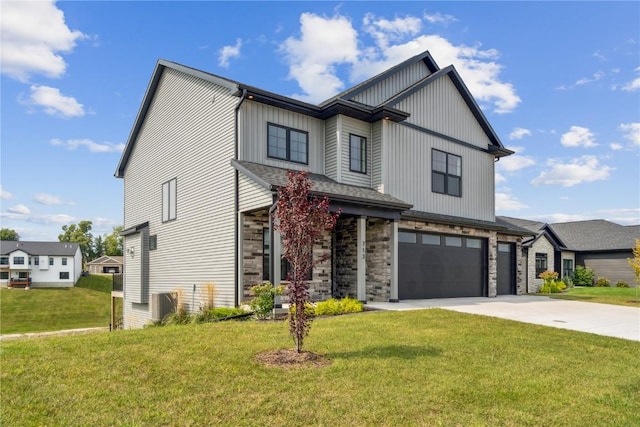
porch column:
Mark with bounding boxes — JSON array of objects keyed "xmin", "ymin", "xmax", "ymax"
[
  {"xmin": 357, "ymin": 216, "xmax": 366, "ymax": 302},
  {"xmin": 273, "ymin": 228, "xmax": 282, "ymax": 287},
  {"xmin": 237, "ymin": 212, "xmax": 244, "ymax": 304},
  {"xmin": 488, "ymin": 230, "xmax": 498, "ymax": 297},
  {"xmin": 390, "ymin": 220, "xmax": 399, "ymax": 302}
]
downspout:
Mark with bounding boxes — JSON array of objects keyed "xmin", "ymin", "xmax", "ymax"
[{"xmin": 234, "ymin": 88, "xmax": 247, "ymax": 307}]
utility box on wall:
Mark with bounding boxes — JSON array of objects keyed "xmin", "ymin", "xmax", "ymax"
[{"xmin": 151, "ymin": 292, "xmax": 176, "ymax": 322}]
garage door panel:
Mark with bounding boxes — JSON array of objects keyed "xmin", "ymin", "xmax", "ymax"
[{"xmin": 399, "ymin": 232, "xmax": 486, "ymax": 299}]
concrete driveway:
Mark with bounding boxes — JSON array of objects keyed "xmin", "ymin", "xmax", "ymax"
[{"xmin": 367, "ymin": 295, "xmax": 640, "ymax": 342}]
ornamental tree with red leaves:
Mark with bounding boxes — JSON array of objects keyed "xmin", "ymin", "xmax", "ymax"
[{"xmin": 273, "ymin": 170, "xmax": 340, "ymax": 353}]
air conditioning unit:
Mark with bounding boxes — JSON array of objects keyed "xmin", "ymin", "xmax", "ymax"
[{"xmin": 151, "ymin": 292, "xmax": 176, "ymax": 322}]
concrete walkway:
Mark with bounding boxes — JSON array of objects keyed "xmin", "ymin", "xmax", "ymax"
[
  {"xmin": 368, "ymin": 295, "xmax": 640, "ymax": 342},
  {"xmin": 0, "ymin": 327, "xmax": 108, "ymax": 342}
]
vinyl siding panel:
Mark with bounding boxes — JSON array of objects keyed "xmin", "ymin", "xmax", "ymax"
[
  {"xmin": 239, "ymin": 100, "xmax": 325, "ymax": 174},
  {"xmin": 238, "ymin": 173, "xmax": 272, "ymax": 212},
  {"xmin": 579, "ymin": 252, "xmax": 635, "ymax": 285},
  {"xmin": 324, "ymin": 116, "xmax": 338, "ymax": 180},
  {"xmin": 351, "ymin": 61, "xmax": 432, "ymax": 106},
  {"xmin": 395, "ymin": 76, "xmax": 492, "ymax": 149},
  {"xmin": 383, "ymin": 122, "xmax": 495, "ymax": 221},
  {"xmin": 122, "ymin": 67, "xmax": 238, "ymax": 328},
  {"xmin": 339, "ymin": 116, "xmax": 372, "ymax": 187},
  {"xmin": 372, "ymin": 121, "xmax": 383, "ymax": 192}
]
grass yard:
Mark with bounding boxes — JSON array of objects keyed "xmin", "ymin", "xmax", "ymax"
[
  {"xmin": 2, "ymin": 309, "xmax": 639, "ymax": 426},
  {"xmin": 547, "ymin": 286, "xmax": 640, "ymax": 307},
  {"xmin": 0, "ymin": 274, "xmax": 119, "ymax": 334}
]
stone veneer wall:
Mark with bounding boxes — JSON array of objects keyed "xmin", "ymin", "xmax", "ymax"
[
  {"xmin": 527, "ymin": 236, "xmax": 555, "ymax": 293},
  {"xmin": 241, "ymin": 210, "xmax": 269, "ymax": 302},
  {"xmin": 399, "ymin": 219, "xmax": 524, "ymax": 297},
  {"xmin": 308, "ymin": 231, "xmax": 332, "ymax": 301},
  {"xmin": 334, "ymin": 217, "xmax": 357, "ymax": 298},
  {"xmin": 366, "ymin": 218, "xmax": 391, "ymax": 302}
]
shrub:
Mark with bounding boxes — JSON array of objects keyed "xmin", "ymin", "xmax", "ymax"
[
  {"xmin": 615, "ymin": 280, "xmax": 630, "ymax": 288},
  {"xmin": 194, "ymin": 307, "xmax": 247, "ymax": 323},
  {"xmin": 249, "ymin": 282, "xmax": 285, "ymax": 320},
  {"xmin": 315, "ymin": 297, "xmax": 364, "ymax": 316},
  {"xmin": 595, "ymin": 277, "xmax": 611, "ymax": 287},
  {"xmin": 562, "ymin": 276, "xmax": 574, "ymax": 288},
  {"xmin": 539, "ymin": 280, "xmax": 566, "ymax": 294},
  {"xmin": 573, "ymin": 265, "xmax": 595, "ymax": 287},
  {"xmin": 538, "ymin": 270, "xmax": 559, "ymax": 282}
]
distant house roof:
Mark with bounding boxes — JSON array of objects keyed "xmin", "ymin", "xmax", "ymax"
[
  {"xmin": 496, "ymin": 216, "xmax": 545, "ymax": 233},
  {"xmin": 86, "ymin": 255, "xmax": 123, "ymax": 265},
  {"xmin": 407, "ymin": 211, "xmax": 533, "ymax": 236},
  {"xmin": 232, "ymin": 160, "xmax": 412, "ymax": 211},
  {"xmin": 0, "ymin": 241, "xmax": 80, "ymax": 256},
  {"xmin": 547, "ymin": 220, "xmax": 639, "ymax": 251}
]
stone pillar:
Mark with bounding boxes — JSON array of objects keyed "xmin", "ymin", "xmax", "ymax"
[
  {"xmin": 357, "ymin": 216, "xmax": 367, "ymax": 302},
  {"xmin": 390, "ymin": 220, "xmax": 399, "ymax": 302},
  {"xmin": 488, "ymin": 230, "xmax": 497, "ymax": 297}
]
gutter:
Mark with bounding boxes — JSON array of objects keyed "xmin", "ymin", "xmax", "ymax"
[{"xmin": 233, "ymin": 89, "xmax": 247, "ymax": 307}]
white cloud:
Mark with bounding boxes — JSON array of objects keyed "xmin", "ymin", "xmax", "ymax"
[
  {"xmin": 0, "ymin": 185, "xmax": 13, "ymax": 200},
  {"xmin": 575, "ymin": 71, "xmax": 604, "ymax": 86},
  {"xmin": 33, "ymin": 193, "xmax": 74, "ymax": 206},
  {"xmin": 597, "ymin": 208, "xmax": 640, "ymax": 226},
  {"xmin": 279, "ymin": 12, "xmax": 521, "ymax": 113},
  {"xmin": 621, "ymin": 68, "xmax": 640, "ymax": 92},
  {"xmin": 7, "ymin": 204, "xmax": 31, "ymax": 215},
  {"xmin": 0, "ymin": 0, "xmax": 86, "ymax": 81},
  {"xmin": 496, "ymin": 146, "xmax": 536, "ymax": 172},
  {"xmin": 532, "ymin": 155, "xmax": 613, "ymax": 187},
  {"xmin": 218, "ymin": 38, "xmax": 242, "ymax": 68},
  {"xmin": 495, "ymin": 172, "xmax": 506, "ymax": 184},
  {"xmin": 560, "ymin": 126, "xmax": 597, "ymax": 148},
  {"xmin": 423, "ymin": 11, "xmax": 457, "ymax": 25},
  {"xmin": 280, "ymin": 13, "xmax": 359, "ymax": 103},
  {"xmin": 28, "ymin": 214, "xmax": 77, "ymax": 225},
  {"xmin": 495, "ymin": 192, "xmax": 528, "ymax": 211},
  {"xmin": 610, "ymin": 143, "xmax": 623, "ymax": 150},
  {"xmin": 531, "ymin": 213, "xmax": 589, "ymax": 224},
  {"xmin": 24, "ymin": 85, "xmax": 85, "ymax": 118},
  {"xmin": 618, "ymin": 122, "xmax": 640, "ymax": 146},
  {"xmin": 509, "ymin": 127, "xmax": 531, "ymax": 140},
  {"xmin": 50, "ymin": 138, "xmax": 124, "ymax": 153}
]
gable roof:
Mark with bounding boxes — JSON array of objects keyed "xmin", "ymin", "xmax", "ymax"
[
  {"xmin": 0, "ymin": 241, "xmax": 80, "ymax": 256},
  {"xmin": 232, "ymin": 160, "xmax": 412, "ymax": 211},
  {"xmin": 497, "ymin": 216, "xmax": 546, "ymax": 233},
  {"xmin": 547, "ymin": 220, "xmax": 639, "ymax": 251},
  {"xmin": 86, "ymin": 255, "xmax": 123, "ymax": 265}
]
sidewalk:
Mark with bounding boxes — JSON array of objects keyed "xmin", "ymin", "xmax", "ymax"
[{"xmin": 0, "ymin": 327, "xmax": 109, "ymax": 342}]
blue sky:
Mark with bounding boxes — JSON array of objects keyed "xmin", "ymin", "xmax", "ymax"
[{"xmin": 1, "ymin": 1, "xmax": 639, "ymax": 241}]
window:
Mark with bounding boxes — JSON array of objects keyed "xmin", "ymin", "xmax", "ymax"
[
  {"xmin": 13, "ymin": 256, "xmax": 24, "ymax": 265},
  {"xmin": 59, "ymin": 272, "xmax": 70, "ymax": 280},
  {"xmin": 421, "ymin": 234, "xmax": 440, "ymax": 245},
  {"xmin": 49, "ymin": 257, "xmax": 54, "ymax": 266},
  {"xmin": 467, "ymin": 238, "xmax": 482, "ymax": 249},
  {"xmin": 162, "ymin": 178, "xmax": 177, "ymax": 222},
  {"xmin": 498, "ymin": 243, "xmax": 511, "ymax": 253},
  {"xmin": 563, "ymin": 259, "xmax": 574, "ymax": 279},
  {"xmin": 34, "ymin": 257, "xmax": 39, "ymax": 266},
  {"xmin": 445, "ymin": 236, "xmax": 462, "ymax": 247},
  {"xmin": 432, "ymin": 149, "xmax": 461, "ymax": 197},
  {"xmin": 29, "ymin": 257, "xmax": 32, "ymax": 265},
  {"xmin": 149, "ymin": 235, "xmax": 157, "ymax": 251},
  {"xmin": 267, "ymin": 123, "xmax": 308, "ymax": 164},
  {"xmin": 535, "ymin": 253, "xmax": 548, "ymax": 277},
  {"xmin": 262, "ymin": 228, "xmax": 311, "ymax": 281},
  {"xmin": 349, "ymin": 134, "xmax": 367, "ymax": 173},
  {"xmin": 62, "ymin": 257, "xmax": 67, "ymax": 266},
  {"xmin": 0, "ymin": 272, "xmax": 8, "ymax": 280},
  {"xmin": 0, "ymin": 257, "xmax": 8, "ymax": 265},
  {"xmin": 398, "ymin": 232, "xmax": 417, "ymax": 244},
  {"xmin": 18, "ymin": 272, "xmax": 28, "ymax": 279}
]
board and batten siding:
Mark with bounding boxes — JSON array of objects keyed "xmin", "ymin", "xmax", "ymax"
[
  {"xmin": 579, "ymin": 252, "xmax": 635, "ymax": 285},
  {"xmin": 383, "ymin": 122, "xmax": 495, "ymax": 222},
  {"xmin": 372, "ymin": 121, "xmax": 383, "ymax": 193},
  {"xmin": 350, "ymin": 60, "xmax": 432, "ymax": 106},
  {"xmin": 122, "ymin": 67, "xmax": 238, "ymax": 328},
  {"xmin": 324, "ymin": 116, "xmax": 338, "ymax": 180},
  {"xmin": 394, "ymin": 76, "xmax": 492, "ymax": 149},
  {"xmin": 238, "ymin": 173, "xmax": 272, "ymax": 212},
  {"xmin": 339, "ymin": 116, "xmax": 372, "ymax": 187},
  {"xmin": 238, "ymin": 100, "xmax": 325, "ymax": 174}
]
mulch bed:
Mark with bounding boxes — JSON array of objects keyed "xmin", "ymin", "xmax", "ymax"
[{"xmin": 255, "ymin": 349, "xmax": 332, "ymax": 369}]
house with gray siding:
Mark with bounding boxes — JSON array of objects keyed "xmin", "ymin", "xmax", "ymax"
[
  {"xmin": 0, "ymin": 241, "xmax": 82, "ymax": 288},
  {"xmin": 116, "ymin": 51, "xmax": 532, "ymax": 328},
  {"xmin": 498, "ymin": 216, "xmax": 639, "ymax": 291}
]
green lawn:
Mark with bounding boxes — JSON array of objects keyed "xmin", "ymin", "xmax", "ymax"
[
  {"xmin": 546, "ymin": 286, "xmax": 640, "ymax": 307},
  {"xmin": 0, "ymin": 274, "xmax": 119, "ymax": 334},
  {"xmin": 2, "ymin": 310, "xmax": 638, "ymax": 426}
]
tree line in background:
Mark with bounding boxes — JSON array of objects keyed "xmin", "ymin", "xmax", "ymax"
[{"xmin": 0, "ymin": 222, "xmax": 123, "ymax": 263}]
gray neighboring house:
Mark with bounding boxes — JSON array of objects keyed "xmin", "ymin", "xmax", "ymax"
[
  {"xmin": 86, "ymin": 255, "xmax": 123, "ymax": 274},
  {"xmin": 0, "ymin": 241, "xmax": 82, "ymax": 288},
  {"xmin": 498, "ymin": 217, "xmax": 639, "ymax": 291},
  {"xmin": 115, "ymin": 50, "xmax": 533, "ymax": 328}
]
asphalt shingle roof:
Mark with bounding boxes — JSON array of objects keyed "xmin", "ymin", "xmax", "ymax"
[
  {"xmin": 0, "ymin": 241, "xmax": 80, "ymax": 256},
  {"xmin": 496, "ymin": 216, "xmax": 545, "ymax": 233},
  {"xmin": 232, "ymin": 160, "xmax": 412, "ymax": 210},
  {"xmin": 548, "ymin": 220, "xmax": 639, "ymax": 251}
]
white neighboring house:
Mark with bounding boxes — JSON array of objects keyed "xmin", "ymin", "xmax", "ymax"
[{"xmin": 0, "ymin": 241, "xmax": 83, "ymax": 288}]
